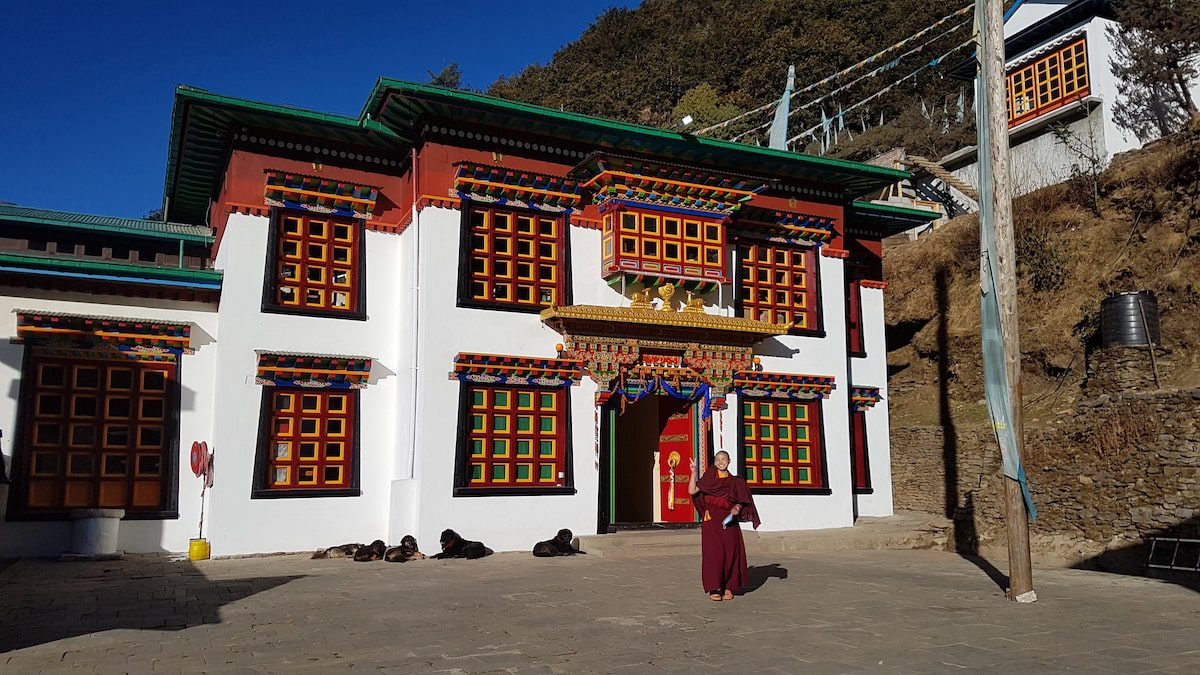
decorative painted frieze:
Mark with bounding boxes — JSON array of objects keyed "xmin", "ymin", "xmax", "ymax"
[
  {"xmin": 255, "ymin": 351, "xmax": 372, "ymax": 389},
  {"xmin": 15, "ymin": 310, "xmax": 193, "ymax": 355},
  {"xmin": 264, "ymin": 171, "xmax": 379, "ymax": 220},
  {"xmin": 449, "ymin": 352, "xmax": 583, "ymax": 388},
  {"xmin": 850, "ymin": 386, "xmax": 883, "ymax": 410},
  {"xmin": 452, "ymin": 162, "xmax": 583, "ymax": 212},
  {"xmin": 733, "ymin": 371, "xmax": 836, "ymax": 400}
]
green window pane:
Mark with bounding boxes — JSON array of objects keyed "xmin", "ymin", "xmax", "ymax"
[
  {"xmin": 797, "ymin": 467, "xmax": 810, "ymax": 482},
  {"xmin": 517, "ymin": 416, "xmax": 532, "ymax": 432},
  {"xmin": 742, "ymin": 422, "xmax": 754, "ymax": 440},
  {"xmin": 745, "ymin": 466, "xmax": 756, "ymax": 482},
  {"xmin": 471, "ymin": 464, "xmax": 483, "ymax": 480},
  {"xmin": 516, "ymin": 464, "xmax": 531, "ymax": 481},
  {"xmin": 779, "ymin": 467, "xmax": 792, "ymax": 483},
  {"xmin": 471, "ymin": 439, "xmax": 485, "ymax": 457},
  {"xmin": 539, "ymin": 464, "xmax": 554, "ymax": 480},
  {"xmin": 517, "ymin": 440, "xmax": 532, "ymax": 456},
  {"xmin": 761, "ymin": 466, "xmax": 774, "ymax": 482},
  {"xmin": 472, "ymin": 390, "xmax": 485, "ymax": 407},
  {"xmin": 492, "ymin": 464, "xmax": 507, "ymax": 481},
  {"xmin": 518, "ymin": 392, "xmax": 533, "ymax": 409},
  {"xmin": 539, "ymin": 440, "xmax": 555, "ymax": 457},
  {"xmin": 759, "ymin": 424, "xmax": 772, "ymax": 439},
  {"xmin": 742, "ymin": 402, "xmax": 752, "ymax": 417},
  {"xmin": 539, "ymin": 392, "xmax": 555, "ymax": 410},
  {"xmin": 494, "ymin": 391, "xmax": 510, "ymax": 408},
  {"xmin": 761, "ymin": 446, "xmax": 774, "ymax": 460},
  {"xmin": 472, "ymin": 414, "xmax": 485, "ymax": 431},
  {"xmin": 778, "ymin": 426, "xmax": 791, "ymax": 440},
  {"xmin": 744, "ymin": 444, "xmax": 755, "ymax": 461},
  {"xmin": 494, "ymin": 415, "xmax": 508, "ymax": 431},
  {"xmin": 778, "ymin": 446, "xmax": 791, "ymax": 461},
  {"xmin": 540, "ymin": 417, "xmax": 554, "ymax": 432},
  {"xmin": 492, "ymin": 439, "xmax": 508, "ymax": 456},
  {"xmin": 776, "ymin": 404, "xmax": 790, "ymax": 419},
  {"xmin": 758, "ymin": 403, "xmax": 771, "ymax": 417},
  {"xmin": 796, "ymin": 426, "xmax": 809, "ymax": 442},
  {"xmin": 797, "ymin": 445, "xmax": 809, "ymax": 462},
  {"xmin": 795, "ymin": 405, "xmax": 809, "ymax": 421}
]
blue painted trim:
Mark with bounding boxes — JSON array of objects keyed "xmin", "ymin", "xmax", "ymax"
[
  {"xmin": 0, "ymin": 266, "xmax": 223, "ymax": 290},
  {"xmin": 601, "ymin": 199, "xmax": 730, "ymax": 221}
]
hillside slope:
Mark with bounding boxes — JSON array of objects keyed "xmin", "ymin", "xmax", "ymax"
[{"xmin": 883, "ymin": 118, "xmax": 1200, "ymax": 428}]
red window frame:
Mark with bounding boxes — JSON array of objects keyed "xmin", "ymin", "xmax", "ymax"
[
  {"xmin": 1007, "ymin": 38, "xmax": 1090, "ymax": 127},
  {"xmin": 256, "ymin": 388, "xmax": 358, "ymax": 495},
  {"xmin": 461, "ymin": 204, "xmax": 568, "ymax": 311},
  {"xmin": 602, "ymin": 207, "xmax": 728, "ymax": 282},
  {"xmin": 740, "ymin": 398, "xmax": 826, "ymax": 491},
  {"xmin": 737, "ymin": 242, "xmax": 820, "ymax": 332},
  {"xmin": 16, "ymin": 352, "xmax": 175, "ymax": 515},
  {"xmin": 456, "ymin": 384, "xmax": 570, "ymax": 493},
  {"xmin": 267, "ymin": 210, "xmax": 363, "ymax": 317},
  {"xmin": 850, "ymin": 408, "xmax": 871, "ymax": 491},
  {"xmin": 847, "ymin": 279, "xmax": 865, "ymax": 356}
]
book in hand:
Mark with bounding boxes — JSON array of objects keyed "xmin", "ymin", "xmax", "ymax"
[{"xmin": 722, "ymin": 513, "xmax": 736, "ymax": 528}]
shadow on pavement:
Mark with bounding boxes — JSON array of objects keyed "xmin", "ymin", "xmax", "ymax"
[
  {"xmin": 0, "ymin": 556, "xmax": 303, "ymax": 654},
  {"xmin": 740, "ymin": 563, "xmax": 788, "ymax": 595},
  {"xmin": 1071, "ymin": 517, "xmax": 1200, "ymax": 594}
]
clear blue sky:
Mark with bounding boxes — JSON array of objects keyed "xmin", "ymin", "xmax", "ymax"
[{"xmin": 0, "ymin": 1, "xmax": 636, "ymax": 220}]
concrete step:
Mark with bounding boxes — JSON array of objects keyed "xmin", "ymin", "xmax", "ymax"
[{"xmin": 578, "ymin": 511, "xmax": 953, "ymax": 558}]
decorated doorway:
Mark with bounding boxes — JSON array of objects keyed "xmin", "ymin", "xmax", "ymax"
[{"xmin": 607, "ymin": 393, "xmax": 703, "ymax": 527}]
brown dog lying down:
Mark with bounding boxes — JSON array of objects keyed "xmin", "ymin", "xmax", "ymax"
[
  {"xmin": 353, "ymin": 539, "xmax": 387, "ymax": 561},
  {"xmin": 311, "ymin": 536, "xmax": 427, "ymax": 562},
  {"xmin": 431, "ymin": 529, "xmax": 493, "ymax": 559},
  {"xmin": 532, "ymin": 528, "xmax": 587, "ymax": 557},
  {"xmin": 384, "ymin": 535, "xmax": 427, "ymax": 562},
  {"xmin": 311, "ymin": 543, "xmax": 363, "ymax": 559}
]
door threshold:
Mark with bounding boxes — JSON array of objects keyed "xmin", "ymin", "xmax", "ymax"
[{"xmin": 608, "ymin": 522, "xmax": 700, "ymax": 532}]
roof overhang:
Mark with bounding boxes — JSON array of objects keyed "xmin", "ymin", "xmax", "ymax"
[
  {"xmin": 948, "ymin": 0, "xmax": 1116, "ymax": 80},
  {"xmin": 845, "ymin": 201, "xmax": 941, "ymax": 240},
  {"xmin": 366, "ymin": 79, "xmax": 911, "ymax": 202},
  {"xmin": 540, "ymin": 304, "xmax": 789, "ymax": 348}
]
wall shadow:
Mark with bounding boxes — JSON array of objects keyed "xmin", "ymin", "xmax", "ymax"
[
  {"xmin": 0, "ymin": 557, "xmax": 303, "ymax": 653},
  {"xmin": 936, "ymin": 270, "xmax": 1009, "ymax": 592},
  {"xmin": 738, "ymin": 563, "xmax": 788, "ymax": 595},
  {"xmin": 1071, "ymin": 517, "xmax": 1200, "ymax": 593}
]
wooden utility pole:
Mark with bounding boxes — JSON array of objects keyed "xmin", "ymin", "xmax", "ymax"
[{"xmin": 978, "ymin": 0, "xmax": 1035, "ymax": 601}]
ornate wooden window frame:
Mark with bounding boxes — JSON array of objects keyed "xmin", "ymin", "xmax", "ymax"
[
  {"xmin": 261, "ymin": 207, "xmax": 367, "ymax": 321},
  {"xmin": 737, "ymin": 397, "xmax": 831, "ymax": 495},
  {"xmin": 452, "ymin": 383, "xmax": 575, "ymax": 497},
  {"xmin": 251, "ymin": 387, "xmax": 362, "ymax": 499},
  {"xmin": 1007, "ymin": 37, "xmax": 1090, "ymax": 127},
  {"xmin": 734, "ymin": 241, "xmax": 824, "ymax": 337},
  {"xmin": 7, "ymin": 349, "xmax": 181, "ymax": 520},
  {"xmin": 456, "ymin": 201, "xmax": 572, "ymax": 314}
]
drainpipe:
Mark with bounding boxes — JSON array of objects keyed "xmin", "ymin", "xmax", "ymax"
[{"xmin": 407, "ymin": 146, "xmax": 421, "ymax": 480}]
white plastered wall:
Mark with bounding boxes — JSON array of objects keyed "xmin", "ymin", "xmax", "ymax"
[
  {"xmin": 0, "ymin": 289, "xmax": 218, "ymax": 556},
  {"xmin": 850, "ymin": 286, "xmax": 893, "ymax": 517},
  {"xmin": 205, "ymin": 212, "xmax": 403, "ymax": 556}
]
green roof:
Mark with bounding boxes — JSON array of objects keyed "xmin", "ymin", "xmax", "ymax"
[
  {"xmin": 846, "ymin": 201, "xmax": 941, "ymax": 239},
  {"xmin": 165, "ymin": 81, "xmax": 912, "ymax": 225},
  {"xmin": 0, "ymin": 204, "xmax": 213, "ymax": 243},
  {"xmin": 0, "ymin": 251, "xmax": 222, "ymax": 289}
]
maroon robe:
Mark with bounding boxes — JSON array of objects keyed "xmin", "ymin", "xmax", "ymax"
[{"xmin": 692, "ymin": 466, "xmax": 760, "ymax": 594}]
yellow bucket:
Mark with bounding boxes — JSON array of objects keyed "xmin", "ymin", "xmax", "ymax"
[{"xmin": 188, "ymin": 538, "xmax": 211, "ymax": 561}]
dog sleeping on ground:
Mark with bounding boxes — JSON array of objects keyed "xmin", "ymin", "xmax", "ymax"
[
  {"xmin": 431, "ymin": 529, "xmax": 493, "ymax": 559},
  {"xmin": 353, "ymin": 539, "xmax": 387, "ymax": 562},
  {"xmin": 532, "ymin": 528, "xmax": 587, "ymax": 557},
  {"xmin": 311, "ymin": 542, "xmax": 363, "ymax": 559},
  {"xmin": 384, "ymin": 535, "xmax": 427, "ymax": 562}
]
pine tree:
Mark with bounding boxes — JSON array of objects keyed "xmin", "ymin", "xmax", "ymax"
[
  {"xmin": 1108, "ymin": 0, "xmax": 1200, "ymax": 141},
  {"xmin": 428, "ymin": 63, "xmax": 464, "ymax": 89}
]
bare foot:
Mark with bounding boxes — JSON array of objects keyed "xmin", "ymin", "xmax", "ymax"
[
  {"xmin": 723, "ymin": 590, "xmax": 734, "ymax": 600},
  {"xmin": 708, "ymin": 593, "xmax": 723, "ymax": 601}
]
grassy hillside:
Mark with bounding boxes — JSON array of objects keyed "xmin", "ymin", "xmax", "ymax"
[{"xmin": 884, "ymin": 118, "xmax": 1200, "ymax": 427}]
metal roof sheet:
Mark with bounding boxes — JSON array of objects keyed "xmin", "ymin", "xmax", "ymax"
[{"xmin": 0, "ymin": 204, "xmax": 213, "ymax": 242}]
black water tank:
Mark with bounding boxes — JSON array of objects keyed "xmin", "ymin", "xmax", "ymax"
[{"xmin": 1101, "ymin": 291, "xmax": 1160, "ymax": 347}]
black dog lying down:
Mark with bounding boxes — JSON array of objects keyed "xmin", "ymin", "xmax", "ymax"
[
  {"xmin": 533, "ymin": 528, "xmax": 587, "ymax": 557},
  {"xmin": 431, "ymin": 529, "xmax": 493, "ymax": 559},
  {"xmin": 311, "ymin": 536, "xmax": 427, "ymax": 562}
]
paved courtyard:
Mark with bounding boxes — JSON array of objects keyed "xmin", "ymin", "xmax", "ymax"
[{"xmin": 1, "ymin": 547, "xmax": 1197, "ymax": 673}]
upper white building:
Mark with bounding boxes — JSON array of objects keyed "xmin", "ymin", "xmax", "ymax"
[{"xmin": 0, "ymin": 81, "xmax": 936, "ymax": 556}]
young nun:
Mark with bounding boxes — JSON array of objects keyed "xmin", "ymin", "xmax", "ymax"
[{"xmin": 688, "ymin": 451, "xmax": 760, "ymax": 601}]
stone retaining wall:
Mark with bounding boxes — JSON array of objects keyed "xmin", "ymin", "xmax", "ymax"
[{"xmin": 892, "ymin": 389, "xmax": 1200, "ymax": 545}]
